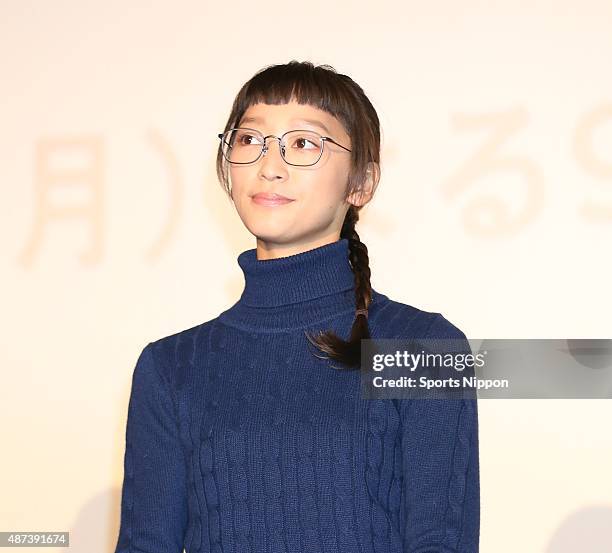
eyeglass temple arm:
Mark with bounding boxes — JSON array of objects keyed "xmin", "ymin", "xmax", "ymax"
[
  {"xmin": 323, "ymin": 137, "xmax": 351, "ymax": 152},
  {"xmin": 218, "ymin": 133, "xmax": 232, "ymax": 148}
]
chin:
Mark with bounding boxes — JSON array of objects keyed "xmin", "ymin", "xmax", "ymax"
[{"xmin": 245, "ymin": 222, "xmax": 295, "ymax": 242}]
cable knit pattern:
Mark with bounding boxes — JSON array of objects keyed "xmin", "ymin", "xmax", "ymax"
[{"xmin": 114, "ymin": 238, "xmax": 480, "ymax": 553}]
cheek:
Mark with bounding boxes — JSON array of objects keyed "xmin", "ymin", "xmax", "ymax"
[
  {"xmin": 228, "ymin": 168, "xmax": 253, "ymax": 204},
  {"xmin": 298, "ymin": 186, "xmax": 339, "ymax": 215},
  {"xmin": 301, "ymin": 166, "xmax": 347, "ymax": 202},
  {"xmin": 228, "ymin": 166, "xmax": 249, "ymax": 191}
]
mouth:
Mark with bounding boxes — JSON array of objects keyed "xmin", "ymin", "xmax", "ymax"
[{"xmin": 251, "ymin": 192, "xmax": 295, "ymax": 206}]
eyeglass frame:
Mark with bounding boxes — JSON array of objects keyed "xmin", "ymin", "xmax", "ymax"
[{"xmin": 217, "ymin": 127, "xmax": 352, "ymax": 167}]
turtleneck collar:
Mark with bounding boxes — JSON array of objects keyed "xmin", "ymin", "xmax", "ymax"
[
  {"xmin": 219, "ymin": 238, "xmax": 372, "ymax": 332},
  {"xmin": 237, "ymin": 238, "xmax": 355, "ymax": 308}
]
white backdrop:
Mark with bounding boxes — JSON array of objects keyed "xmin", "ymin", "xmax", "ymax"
[{"xmin": 1, "ymin": 1, "xmax": 611, "ymax": 551}]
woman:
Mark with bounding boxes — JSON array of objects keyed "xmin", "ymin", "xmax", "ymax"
[{"xmin": 114, "ymin": 60, "xmax": 480, "ymax": 553}]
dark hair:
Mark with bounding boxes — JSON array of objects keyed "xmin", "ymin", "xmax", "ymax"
[{"xmin": 216, "ymin": 60, "xmax": 381, "ymax": 370}]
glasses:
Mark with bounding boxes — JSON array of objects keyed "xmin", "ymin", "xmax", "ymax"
[{"xmin": 217, "ymin": 127, "xmax": 351, "ymax": 167}]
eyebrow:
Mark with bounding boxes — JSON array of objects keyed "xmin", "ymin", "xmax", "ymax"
[{"xmin": 239, "ymin": 115, "xmax": 332, "ymax": 135}]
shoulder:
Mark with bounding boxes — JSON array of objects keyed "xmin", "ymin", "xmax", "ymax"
[
  {"xmin": 371, "ymin": 288, "xmax": 468, "ymax": 340},
  {"xmin": 141, "ymin": 317, "xmax": 220, "ymax": 387}
]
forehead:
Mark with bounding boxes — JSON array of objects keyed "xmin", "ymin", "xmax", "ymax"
[{"xmin": 238, "ymin": 101, "xmax": 343, "ymax": 137}]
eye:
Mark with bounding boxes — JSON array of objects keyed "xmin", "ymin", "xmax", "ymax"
[
  {"xmin": 235, "ymin": 130, "xmax": 263, "ymax": 146},
  {"xmin": 294, "ymin": 138, "xmax": 316, "ymax": 149},
  {"xmin": 287, "ymin": 132, "xmax": 321, "ymax": 150}
]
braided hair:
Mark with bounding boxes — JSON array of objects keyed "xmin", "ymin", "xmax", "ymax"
[{"xmin": 303, "ymin": 204, "xmax": 373, "ymax": 370}]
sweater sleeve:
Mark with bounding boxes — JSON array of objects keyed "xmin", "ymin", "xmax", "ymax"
[
  {"xmin": 398, "ymin": 314, "xmax": 480, "ymax": 553},
  {"xmin": 114, "ymin": 343, "xmax": 188, "ymax": 553}
]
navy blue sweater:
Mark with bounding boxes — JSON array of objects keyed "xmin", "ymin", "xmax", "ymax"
[{"xmin": 114, "ymin": 238, "xmax": 480, "ymax": 553}]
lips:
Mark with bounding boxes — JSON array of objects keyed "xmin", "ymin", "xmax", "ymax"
[{"xmin": 251, "ymin": 192, "xmax": 294, "ymax": 206}]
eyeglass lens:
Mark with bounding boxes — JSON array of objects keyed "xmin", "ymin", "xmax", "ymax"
[{"xmin": 221, "ymin": 128, "xmax": 323, "ymax": 166}]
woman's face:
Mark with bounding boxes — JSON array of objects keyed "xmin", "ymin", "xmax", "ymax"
[{"xmin": 229, "ymin": 99, "xmax": 360, "ymax": 258}]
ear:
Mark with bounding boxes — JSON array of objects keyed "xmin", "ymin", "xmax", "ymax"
[{"xmin": 347, "ymin": 162, "xmax": 379, "ymax": 207}]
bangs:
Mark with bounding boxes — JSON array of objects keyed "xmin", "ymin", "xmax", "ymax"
[{"xmin": 230, "ymin": 61, "xmax": 353, "ymax": 133}]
